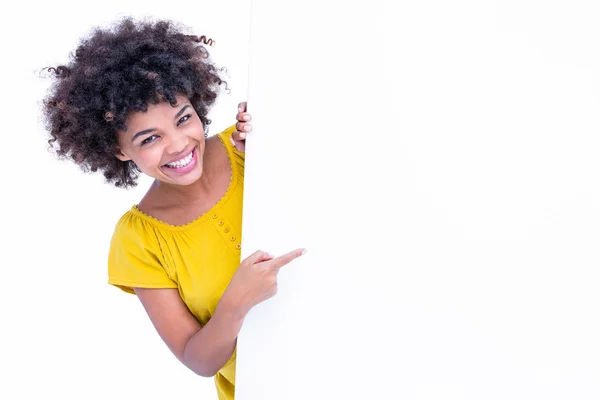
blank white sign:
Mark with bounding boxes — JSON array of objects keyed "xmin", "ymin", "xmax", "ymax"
[{"xmin": 237, "ymin": 1, "xmax": 600, "ymax": 399}]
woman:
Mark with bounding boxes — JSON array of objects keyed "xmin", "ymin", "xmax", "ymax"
[{"xmin": 42, "ymin": 17, "xmax": 305, "ymax": 400}]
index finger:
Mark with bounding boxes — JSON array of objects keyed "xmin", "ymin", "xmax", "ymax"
[{"xmin": 269, "ymin": 248, "xmax": 307, "ymax": 270}]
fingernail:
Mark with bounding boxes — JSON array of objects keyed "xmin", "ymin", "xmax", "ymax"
[
  {"xmin": 301, "ymin": 249, "xmax": 307, "ymax": 255},
  {"xmin": 230, "ymin": 137, "xmax": 236, "ymax": 146},
  {"xmin": 239, "ymin": 132, "xmax": 246, "ymax": 139},
  {"xmin": 244, "ymin": 125, "xmax": 252, "ymax": 132},
  {"xmin": 243, "ymin": 114, "xmax": 250, "ymax": 121}
]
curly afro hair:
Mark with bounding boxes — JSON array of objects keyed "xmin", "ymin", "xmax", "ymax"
[{"xmin": 42, "ymin": 17, "xmax": 226, "ymax": 188}]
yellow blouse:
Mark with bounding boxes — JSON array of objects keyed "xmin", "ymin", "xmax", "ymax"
[{"xmin": 107, "ymin": 125, "xmax": 243, "ymax": 400}]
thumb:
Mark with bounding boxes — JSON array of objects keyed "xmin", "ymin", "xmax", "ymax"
[{"xmin": 244, "ymin": 250, "xmax": 274, "ymax": 265}]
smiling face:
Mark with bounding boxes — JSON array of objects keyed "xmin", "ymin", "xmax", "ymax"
[{"xmin": 116, "ymin": 94, "xmax": 206, "ymax": 186}]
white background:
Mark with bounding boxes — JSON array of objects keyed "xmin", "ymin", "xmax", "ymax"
[
  {"xmin": 237, "ymin": 1, "xmax": 600, "ymax": 399},
  {"xmin": 1, "ymin": 1, "xmax": 250, "ymax": 399},
  {"xmin": 2, "ymin": 1, "xmax": 600, "ymax": 399}
]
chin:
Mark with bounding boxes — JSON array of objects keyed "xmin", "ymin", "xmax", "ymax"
[{"xmin": 166, "ymin": 165, "xmax": 204, "ymax": 186}]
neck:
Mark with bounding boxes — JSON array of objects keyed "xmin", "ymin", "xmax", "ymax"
[{"xmin": 154, "ymin": 175, "xmax": 211, "ymax": 205}]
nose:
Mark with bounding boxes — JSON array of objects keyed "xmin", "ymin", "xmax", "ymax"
[{"xmin": 164, "ymin": 129, "xmax": 189, "ymax": 156}]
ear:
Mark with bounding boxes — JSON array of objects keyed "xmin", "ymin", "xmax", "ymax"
[{"xmin": 115, "ymin": 150, "xmax": 131, "ymax": 162}]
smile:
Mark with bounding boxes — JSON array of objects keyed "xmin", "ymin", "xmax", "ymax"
[{"xmin": 164, "ymin": 148, "xmax": 195, "ymax": 169}]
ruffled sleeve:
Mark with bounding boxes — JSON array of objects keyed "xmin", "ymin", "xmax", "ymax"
[{"xmin": 107, "ymin": 211, "xmax": 177, "ymax": 294}]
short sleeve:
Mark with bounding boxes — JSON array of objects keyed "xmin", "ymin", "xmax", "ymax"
[
  {"xmin": 107, "ymin": 212, "xmax": 177, "ymax": 294},
  {"xmin": 218, "ymin": 124, "xmax": 245, "ymax": 176}
]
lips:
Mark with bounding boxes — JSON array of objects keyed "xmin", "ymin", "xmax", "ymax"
[{"xmin": 163, "ymin": 148, "xmax": 195, "ymax": 169}]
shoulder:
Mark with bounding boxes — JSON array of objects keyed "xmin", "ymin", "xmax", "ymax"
[
  {"xmin": 215, "ymin": 124, "xmax": 238, "ymax": 144},
  {"xmin": 109, "ymin": 207, "xmax": 161, "ymax": 251},
  {"xmin": 108, "ymin": 208, "xmax": 176, "ymax": 293},
  {"xmin": 214, "ymin": 124, "xmax": 244, "ymax": 158},
  {"xmin": 212, "ymin": 124, "xmax": 244, "ymax": 174}
]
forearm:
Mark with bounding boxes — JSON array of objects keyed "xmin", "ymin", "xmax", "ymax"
[{"xmin": 183, "ymin": 298, "xmax": 245, "ymax": 377}]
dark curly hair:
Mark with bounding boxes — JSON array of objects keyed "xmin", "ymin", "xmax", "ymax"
[{"xmin": 42, "ymin": 17, "xmax": 227, "ymax": 188}]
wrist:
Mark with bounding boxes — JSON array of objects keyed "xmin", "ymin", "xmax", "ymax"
[{"xmin": 215, "ymin": 292, "xmax": 248, "ymax": 325}]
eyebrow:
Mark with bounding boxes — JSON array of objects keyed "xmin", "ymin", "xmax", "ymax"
[{"xmin": 131, "ymin": 104, "xmax": 192, "ymax": 142}]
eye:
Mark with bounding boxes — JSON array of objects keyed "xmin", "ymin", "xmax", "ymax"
[
  {"xmin": 177, "ymin": 114, "xmax": 192, "ymax": 126},
  {"xmin": 141, "ymin": 135, "xmax": 159, "ymax": 145}
]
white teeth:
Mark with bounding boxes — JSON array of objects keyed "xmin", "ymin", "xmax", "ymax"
[{"xmin": 166, "ymin": 150, "xmax": 193, "ymax": 168}]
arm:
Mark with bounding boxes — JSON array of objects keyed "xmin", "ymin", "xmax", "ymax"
[
  {"xmin": 134, "ymin": 287, "xmax": 243, "ymax": 377},
  {"xmin": 133, "ymin": 248, "xmax": 306, "ymax": 377}
]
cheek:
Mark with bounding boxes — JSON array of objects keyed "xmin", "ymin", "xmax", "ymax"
[
  {"xmin": 132, "ymin": 147, "xmax": 164, "ymax": 168},
  {"xmin": 190, "ymin": 118, "xmax": 206, "ymax": 136}
]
